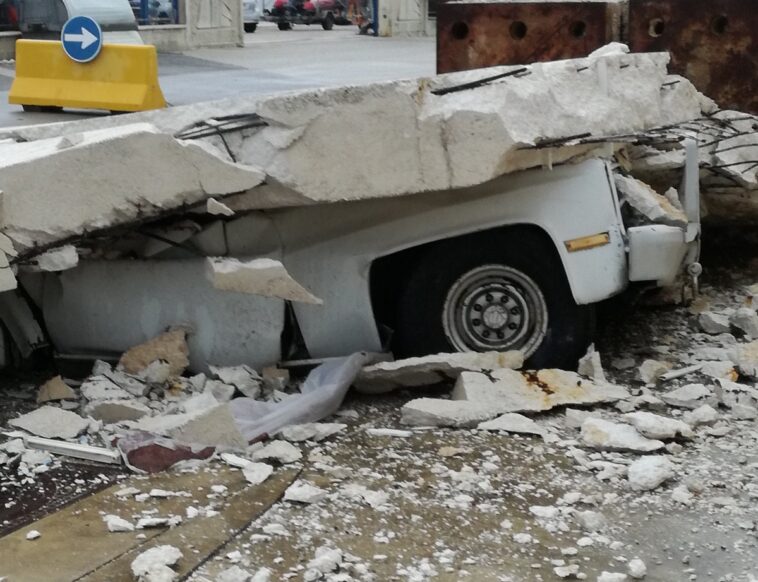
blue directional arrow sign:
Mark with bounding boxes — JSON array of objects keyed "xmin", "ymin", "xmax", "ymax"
[{"xmin": 61, "ymin": 16, "xmax": 103, "ymax": 63}]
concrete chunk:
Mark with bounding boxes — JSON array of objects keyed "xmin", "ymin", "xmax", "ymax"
[
  {"xmin": 477, "ymin": 413, "xmax": 545, "ymax": 436},
  {"xmin": 622, "ymin": 411, "xmax": 693, "ymax": 440},
  {"xmin": 36, "ymin": 376, "xmax": 76, "ymax": 404},
  {"xmin": 355, "ymin": 350, "xmax": 524, "ymax": 394},
  {"xmin": 699, "ymin": 312, "xmax": 731, "ymax": 335},
  {"xmin": 131, "ymin": 545, "xmax": 183, "ymax": 582},
  {"xmin": 206, "ymin": 257, "xmax": 322, "ymax": 305},
  {"xmin": 627, "ymin": 456, "xmax": 675, "ymax": 491},
  {"xmin": 84, "ymin": 399, "xmax": 151, "ymax": 423},
  {"xmin": 581, "ymin": 418, "xmax": 665, "ymax": 452},
  {"xmin": 730, "ymin": 340, "xmax": 758, "ymax": 377},
  {"xmin": 615, "ymin": 174, "xmax": 687, "ymax": 226},
  {"xmin": 729, "ymin": 307, "xmax": 758, "ymax": 337},
  {"xmin": 661, "ymin": 384, "xmax": 717, "ymax": 409},
  {"xmin": 9, "ymin": 406, "xmax": 89, "ymax": 440},
  {"xmin": 118, "ymin": 329, "xmax": 190, "ymax": 377}
]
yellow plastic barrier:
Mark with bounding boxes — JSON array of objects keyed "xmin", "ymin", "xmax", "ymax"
[{"xmin": 9, "ymin": 39, "xmax": 166, "ymax": 113}]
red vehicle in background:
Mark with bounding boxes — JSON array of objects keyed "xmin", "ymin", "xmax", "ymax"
[{"xmin": 265, "ymin": 0, "xmax": 348, "ymax": 30}]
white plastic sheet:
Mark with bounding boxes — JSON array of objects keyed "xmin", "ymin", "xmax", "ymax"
[{"xmin": 229, "ymin": 352, "xmax": 371, "ymax": 442}]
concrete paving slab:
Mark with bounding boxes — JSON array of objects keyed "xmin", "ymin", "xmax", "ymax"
[{"xmin": 0, "ymin": 465, "xmax": 298, "ymax": 581}]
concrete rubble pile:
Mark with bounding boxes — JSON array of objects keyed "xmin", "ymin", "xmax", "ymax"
[{"xmin": 0, "ymin": 45, "xmax": 739, "ymax": 295}]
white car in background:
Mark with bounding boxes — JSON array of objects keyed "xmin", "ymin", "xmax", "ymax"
[{"xmin": 243, "ymin": 0, "xmax": 262, "ymax": 32}]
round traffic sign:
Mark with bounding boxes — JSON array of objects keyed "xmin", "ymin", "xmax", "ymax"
[{"xmin": 61, "ymin": 16, "xmax": 103, "ymax": 63}]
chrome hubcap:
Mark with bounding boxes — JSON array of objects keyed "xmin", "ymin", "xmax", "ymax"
[{"xmin": 443, "ymin": 265, "xmax": 548, "ymax": 357}]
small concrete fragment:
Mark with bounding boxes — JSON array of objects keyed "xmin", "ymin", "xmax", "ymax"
[
  {"xmin": 242, "ymin": 462, "xmax": 274, "ymax": 485},
  {"xmin": 103, "ymin": 514, "xmax": 135, "ymax": 533},
  {"xmin": 577, "ymin": 344, "xmax": 606, "ymax": 382},
  {"xmin": 700, "ymin": 360, "xmax": 737, "ymax": 380},
  {"xmin": 355, "ymin": 351, "xmax": 524, "ymax": 394},
  {"xmin": 597, "ymin": 573, "xmax": 628, "ymax": 582},
  {"xmin": 168, "ymin": 403, "xmax": 248, "ymax": 450},
  {"xmin": 661, "ymin": 384, "xmax": 717, "ymax": 409},
  {"xmin": 284, "ymin": 480, "xmax": 328, "ymax": 504},
  {"xmin": 34, "ymin": 245, "xmax": 78, "ymax": 272},
  {"xmin": 36, "ymin": 376, "xmax": 76, "ymax": 404},
  {"xmin": 251, "ymin": 440, "xmax": 302, "ymax": 464},
  {"xmin": 206, "ymin": 198, "xmax": 235, "ymax": 217},
  {"xmin": 638, "ymin": 359, "xmax": 671, "ymax": 384},
  {"xmin": 118, "ymin": 329, "xmax": 190, "ymax": 377},
  {"xmin": 683, "ymin": 404, "xmax": 719, "ymax": 426},
  {"xmin": 627, "ymin": 456, "xmax": 675, "ymax": 491},
  {"xmin": 581, "ymin": 418, "xmax": 664, "ymax": 452},
  {"xmin": 576, "ymin": 510, "xmax": 606, "ymax": 532},
  {"xmin": 730, "ymin": 340, "xmax": 758, "ymax": 377},
  {"xmin": 84, "ymin": 399, "xmax": 151, "ymax": 423},
  {"xmin": 622, "ymin": 411, "xmax": 693, "ymax": 440},
  {"xmin": 209, "ymin": 365, "xmax": 261, "ymax": 399},
  {"xmin": 206, "ymin": 257, "xmax": 322, "ymax": 305},
  {"xmin": 131, "ymin": 545, "xmax": 183, "ymax": 582},
  {"xmin": 627, "ymin": 558, "xmax": 647, "ymax": 579},
  {"xmin": 9, "ymin": 406, "xmax": 89, "ymax": 440},
  {"xmin": 729, "ymin": 307, "xmax": 758, "ymax": 337},
  {"xmin": 477, "ymin": 413, "xmax": 545, "ymax": 437},
  {"xmin": 278, "ymin": 423, "xmax": 346, "ymax": 442},
  {"xmin": 699, "ymin": 311, "xmax": 731, "ymax": 335},
  {"xmin": 81, "ymin": 376, "xmax": 133, "ymax": 401}
]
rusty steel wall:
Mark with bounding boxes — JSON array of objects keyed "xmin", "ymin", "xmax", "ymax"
[
  {"xmin": 437, "ymin": 1, "xmax": 621, "ymax": 74},
  {"xmin": 627, "ymin": 0, "xmax": 757, "ymax": 114}
]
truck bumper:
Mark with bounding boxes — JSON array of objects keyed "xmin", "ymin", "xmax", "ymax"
[{"xmin": 627, "ymin": 225, "xmax": 694, "ymax": 285}]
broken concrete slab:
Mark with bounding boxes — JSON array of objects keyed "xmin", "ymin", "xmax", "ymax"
[
  {"xmin": 33, "ymin": 245, "xmax": 78, "ymax": 272},
  {"xmin": 209, "ymin": 365, "xmax": 262, "ymax": 399},
  {"xmin": 0, "ymin": 123, "xmax": 264, "ymax": 254},
  {"xmin": 403, "ymin": 368, "xmax": 630, "ymax": 427},
  {"xmin": 162, "ymin": 404, "xmax": 247, "ymax": 450},
  {"xmin": 103, "ymin": 514, "xmax": 135, "ymax": 533},
  {"xmin": 9, "ymin": 406, "xmax": 89, "ymax": 440},
  {"xmin": 730, "ymin": 340, "xmax": 758, "ymax": 377},
  {"xmin": 36, "ymin": 376, "xmax": 76, "ymax": 404},
  {"xmin": 638, "ymin": 359, "xmax": 671, "ymax": 384},
  {"xmin": 284, "ymin": 480, "xmax": 328, "ymax": 504},
  {"xmin": 682, "ymin": 404, "xmax": 719, "ymax": 426},
  {"xmin": 242, "ymin": 462, "xmax": 274, "ymax": 486},
  {"xmin": 355, "ymin": 351, "xmax": 524, "ymax": 394},
  {"xmin": 206, "ymin": 257, "xmax": 322, "ymax": 305},
  {"xmin": 729, "ymin": 307, "xmax": 758, "ymax": 337},
  {"xmin": 118, "ymin": 329, "xmax": 190, "ymax": 377},
  {"xmin": 80, "ymin": 376, "xmax": 133, "ymax": 402},
  {"xmin": 577, "ymin": 345, "xmax": 606, "ymax": 382},
  {"xmin": 581, "ymin": 418, "xmax": 665, "ymax": 452},
  {"xmin": 621, "ymin": 411, "xmax": 693, "ymax": 440}
]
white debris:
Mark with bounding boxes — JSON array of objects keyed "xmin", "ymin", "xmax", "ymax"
[
  {"xmin": 565, "ymin": 408, "xmax": 592, "ymax": 429},
  {"xmin": 355, "ymin": 350, "xmax": 524, "ymax": 393},
  {"xmin": 578, "ymin": 344, "xmax": 606, "ymax": 382},
  {"xmin": 621, "ymin": 411, "xmax": 693, "ymax": 440},
  {"xmin": 206, "ymin": 197, "xmax": 235, "ymax": 217},
  {"xmin": 627, "ymin": 456, "xmax": 675, "ymax": 491},
  {"xmin": 306, "ymin": 546, "xmax": 343, "ymax": 578},
  {"xmin": 477, "ymin": 413, "xmax": 545, "ymax": 437},
  {"xmin": 103, "ymin": 514, "xmax": 135, "ymax": 532},
  {"xmin": 554, "ymin": 564, "xmax": 580, "ymax": 578},
  {"xmin": 131, "ymin": 545, "xmax": 183, "ymax": 582},
  {"xmin": 576, "ymin": 510, "xmax": 607, "ymax": 532},
  {"xmin": 512, "ymin": 533, "xmax": 534, "ymax": 544},
  {"xmin": 278, "ymin": 423, "xmax": 346, "ymax": 442},
  {"xmin": 85, "ymin": 399, "xmax": 151, "ymax": 423},
  {"xmin": 699, "ymin": 311, "xmax": 731, "ymax": 334},
  {"xmin": 251, "ymin": 440, "xmax": 302, "ymax": 464},
  {"xmin": 671, "ymin": 484, "xmax": 694, "ymax": 505},
  {"xmin": 242, "ymin": 462, "xmax": 274, "ymax": 486},
  {"xmin": 637, "ymin": 359, "xmax": 671, "ymax": 384},
  {"xmin": 730, "ymin": 340, "xmax": 758, "ymax": 377},
  {"xmin": 403, "ymin": 369, "xmax": 629, "ymax": 427},
  {"xmin": 341, "ymin": 484, "xmax": 389, "ymax": 508},
  {"xmin": 597, "ymin": 573, "xmax": 628, "ymax": 582},
  {"xmin": 682, "ymin": 404, "xmax": 719, "ymax": 426},
  {"xmin": 25, "ymin": 530, "xmax": 40, "ymax": 540},
  {"xmin": 284, "ymin": 480, "xmax": 328, "ymax": 504},
  {"xmin": 700, "ymin": 360, "xmax": 736, "ymax": 380},
  {"xmin": 365, "ymin": 428, "xmax": 413, "ymax": 438},
  {"xmin": 661, "ymin": 384, "xmax": 717, "ymax": 409},
  {"xmin": 729, "ymin": 307, "xmax": 758, "ymax": 337},
  {"xmin": 9, "ymin": 406, "xmax": 89, "ymax": 440},
  {"xmin": 34, "ymin": 245, "xmax": 79, "ymax": 272},
  {"xmin": 206, "ymin": 257, "xmax": 322, "ymax": 305},
  {"xmin": 209, "ymin": 365, "xmax": 262, "ymax": 399},
  {"xmin": 220, "ymin": 452, "xmax": 252, "ymax": 469},
  {"xmin": 581, "ymin": 418, "xmax": 664, "ymax": 452},
  {"xmin": 616, "ymin": 174, "xmax": 687, "ymax": 226},
  {"xmin": 626, "ymin": 558, "xmax": 646, "ymax": 579}
]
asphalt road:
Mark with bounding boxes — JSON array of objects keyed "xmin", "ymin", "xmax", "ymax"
[{"xmin": 0, "ymin": 23, "xmax": 435, "ymax": 129}]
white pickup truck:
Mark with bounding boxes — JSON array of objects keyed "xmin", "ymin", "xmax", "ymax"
[{"xmin": 27, "ymin": 141, "xmax": 700, "ymax": 371}]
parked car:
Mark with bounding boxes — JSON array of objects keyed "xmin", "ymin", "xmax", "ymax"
[
  {"xmin": 265, "ymin": 0, "xmax": 347, "ymax": 31},
  {"xmin": 243, "ymin": 0, "xmax": 261, "ymax": 32}
]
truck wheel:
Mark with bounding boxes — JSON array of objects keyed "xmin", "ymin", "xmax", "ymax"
[
  {"xmin": 244, "ymin": 22, "xmax": 257, "ymax": 32},
  {"xmin": 322, "ymin": 13, "xmax": 335, "ymax": 30},
  {"xmin": 392, "ymin": 230, "xmax": 595, "ymax": 369},
  {"xmin": 278, "ymin": 21, "xmax": 292, "ymax": 30}
]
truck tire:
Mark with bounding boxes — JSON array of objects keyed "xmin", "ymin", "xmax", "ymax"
[
  {"xmin": 244, "ymin": 22, "xmax": 257, "ymax": 33},
  {"xmin": 278, "ymin": 22, "xmax": 292, "ymax": 30},
  {"xmin": 322, "ymin": 13, "xmax": 335, "ymax": 30},
  {"xmin": 392, "ymin": 229, "xmax": 594, "ymax": 369}
]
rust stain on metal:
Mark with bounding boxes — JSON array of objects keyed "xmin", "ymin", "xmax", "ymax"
[
  {"xmin": 437, "ymin": 1, "xmax": 621, "ymax": 74},
  {"xmin": 628, "ymin": 0, "xmax": 758, "ymax": 114}
]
